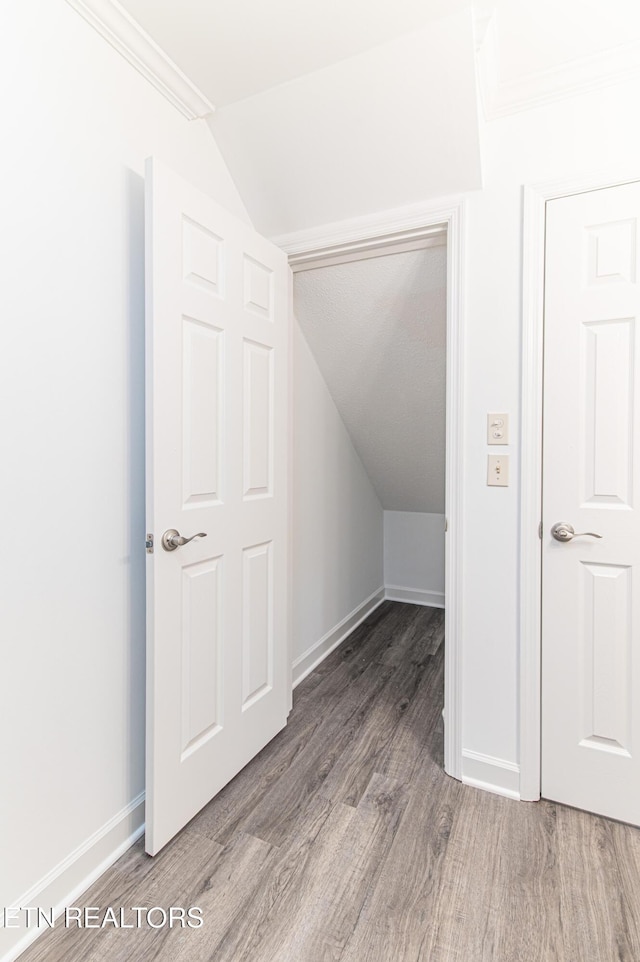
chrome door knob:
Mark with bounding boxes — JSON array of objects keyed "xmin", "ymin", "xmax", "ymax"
[
  {"xmin": 551, "ymin": 522, "xmax": 602, "ymax": 543},
  {"xmin": 161, "ymin": 529, "xmax": 207, "ymax": 552}
]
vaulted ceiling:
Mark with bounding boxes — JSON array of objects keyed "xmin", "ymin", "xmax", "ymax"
[
  {"xmin": 114, "ymin": 0, "xmax": 640, "ymax": 236},
  {"xmin": 294, "ymin": 246, "xmax": 447, "ymax": 514},
  {"xmin": 117, "ymin": 0, "xmax": 640, "ymax": 111},
  {"xmin": 114, "ymin": 0, "xmax": 483, "ymax": 236},
  {"xmin": 209, "ymin": 10, "xmax": 480, "ymax": 237},
  {"xmin": 113, "ymin": 0, "xmax": 471, "ymax": 107}
]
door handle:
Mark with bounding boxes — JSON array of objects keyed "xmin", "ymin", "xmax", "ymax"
[
  {"xmin": 550, "ymin": 522, "xmax": 602, "ymax": 543},
  {"xmin": 161, "ymin": 529, "xmax": 207, "ymax": 552}
]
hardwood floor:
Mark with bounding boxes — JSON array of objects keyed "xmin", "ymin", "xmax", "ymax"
[{"xmin": 20, "ymin": 602, "xmax": 640, "ymax": 962}]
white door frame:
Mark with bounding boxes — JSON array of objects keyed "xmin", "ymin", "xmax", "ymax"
[
  {"xmin": 274, "ymin": 196, "xmax": 467, "ymax": 780},
  {"xmin": 520, "ymin": 167, "xmax": 640, "ymax": 800}
]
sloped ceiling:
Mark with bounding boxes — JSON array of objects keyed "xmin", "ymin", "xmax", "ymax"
[
  {"xmin": 210, "ymin": 10, "xmax": 482, "ymax": 237},
  {"xmin": 117, "ymin": 0, "xmax": 471, "ymax": 107},
  {"xmin": 111, "ymin": 0, "xmax": 640, "ymax": 234},
  {"xmin": 294, "ymin": 246, "xmax": 446, "ymax": 514},
  {"xmin": 110, "ymin": 0, "xmax": 485, "ymax": 238},
  {"xmin": 116, "ymin": 0, "xmax": 640, "ymax": 111}
]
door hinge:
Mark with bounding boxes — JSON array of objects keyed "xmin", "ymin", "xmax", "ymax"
[
  {"xmin": 146, "ymin": 533, "xmax": 154, "ymax": 554},
  {"xmin": 444, "ymin": 517, "xmax": 448, "ymax": 533},
  {"xmin": 538, "ymin": 521, "xmax": 543, "ymax": 540}
]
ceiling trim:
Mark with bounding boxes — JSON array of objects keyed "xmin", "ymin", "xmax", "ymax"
[
  {"xmin": 287, "ymin": 229, "xmax": 446, "ymax": 273},
  {"xmin": 65, "ymin": 0, "xmax": 215, "ymax": 120},
  {"xmin": 273, "ymin": 199, "xmax": 452, "ymax": 261},
  {"xmin": 477, "ymin": 13, "xmax": 640, "ymax": 121}
]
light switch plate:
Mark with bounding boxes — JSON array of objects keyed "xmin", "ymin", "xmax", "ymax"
[
  {"xmin": 487, "ymin": 454, "xmax": 509, "ymax": 486},
  {"xmin": 487, "ymin": 413, "xmax": 509, "ymax": 445}
]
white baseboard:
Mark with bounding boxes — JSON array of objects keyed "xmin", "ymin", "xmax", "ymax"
[
  {"xmin": 0, "ymin": 793, "xmax": 145, "ymax": 962},
  {"xmin": 292, "ymin": 587, "xmax": 385, "ymax": 688},
  {"xmin": 385, "ymin": 585, "xmax": 445, "ymax": 608},
  {"xmin": 461, "ymin": 750, "xmax": 520, "ymax": 800}
]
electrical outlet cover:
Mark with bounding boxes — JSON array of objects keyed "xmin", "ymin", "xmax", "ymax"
[{"xmin": 487, "ymin": 454, "xmax": 509, "ymax": 486}]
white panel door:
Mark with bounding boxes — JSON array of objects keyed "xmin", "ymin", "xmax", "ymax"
[
  {"xmin": 542, "ymin": 181, "xmax": 640, "ymax": 824},
  {"xmin": 145, "ymin": 158, "xmax": 290, "ymax": 855}
]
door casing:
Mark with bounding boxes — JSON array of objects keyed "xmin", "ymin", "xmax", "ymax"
[{"xmin": 520, "ymin": 167, "xmax": 640, "ymax": 800}]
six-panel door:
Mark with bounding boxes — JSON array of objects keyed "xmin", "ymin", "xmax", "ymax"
[
  {"xmin": 145, "ymin": 158, "xmax": 290, "ymax": 855},
  {"xmin": 542, "ymin": 181, "xmax": 640, "ymax": 825}
]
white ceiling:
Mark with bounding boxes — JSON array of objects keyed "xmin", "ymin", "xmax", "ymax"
[
  {"xmin": 116, "ymin": 0, "xmax": 470, "ymax": 107},
  {"xmin": 487, "ymin": 0, "xmax": 640, "ymax": 85},
  {"xmin": 111, "ymin": 0, "xmax": 640, "ymax": 238},
  {"xmin": 116, "ymin": 0, "xmax": 640, "ymax": 110},
  {"xmin": 294, "ymin": 246, "xmax": 447, "ymax": 514},
  {"xmin": 209, "ymin": 11, "xmax": 482, "ymax": 237}
]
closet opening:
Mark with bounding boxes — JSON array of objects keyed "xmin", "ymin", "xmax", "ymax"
[{"xmin": 289, "ymin": 217, "xmax": 456, "ymax": 772}]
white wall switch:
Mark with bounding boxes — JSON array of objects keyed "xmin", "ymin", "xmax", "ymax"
[
  {"xmin": 487, "ymin": 413, "xmax": 509, "ymax": 444},
  {"xmin": 487, "ymin": 454, "xmax": 509, "ymax": 486}
]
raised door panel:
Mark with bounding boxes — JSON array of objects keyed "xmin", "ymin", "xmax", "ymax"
[
  {"xmin": 581, "ymin": 317, "xmax": 635, "ymax": 508},
  {"xmin": 182, "ymin": 216, "xmax": 225, "ymax": 298},
  {"xmin": 243, "ymin": 339, "xmax": 274, "ymax": 500},
  {"xmin": 241, "ymin": 542, "xmax": 274, "ymax": 709},
  {"xmin": 182, "ymin": 318, "xmax": 224, "ymax": 507},
  {"xmin": 579, "ymin": 562, "xmax": 632, "ymax": 756},
  {"xmin": 181, "ymin": 557, "xmax": 224, "ymax": 760},
  {"xmin": 586, "ymin": 218, "xmax": 637, "ymax": 287},
  {"xmin": 243, "ymin": 254, "xmax": 274, "ymax": 321}
]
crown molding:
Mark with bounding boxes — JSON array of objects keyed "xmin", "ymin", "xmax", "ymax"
[
  {"xmin": 476, "ymin": 13, "xmax": 640, "ymax": 121},
  {"xmin": 65, "ymin": 0, "xmax": 215, "ymax": 120}
]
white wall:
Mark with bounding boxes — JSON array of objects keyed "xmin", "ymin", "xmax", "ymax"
[
  {"xmin": 210, "ymin": 9, "xmax": 481, "ymax": 236},
  {"xmin": 384, "ymin": 511, "xmax": 445, "ymax": 608},
  {"xmin": 460, "ymin": 74, "xmax": 640, "ymax": 778},
  {"xmin": 292, "ymin": 323, "xmax": 384, "ymax": 680},
  {"xmin": 0, "ymin": 2, "xmax": 249, "ymax": 957}
]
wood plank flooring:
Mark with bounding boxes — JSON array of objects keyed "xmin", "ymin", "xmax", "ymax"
[{"xmin": 19, "ymin": 602, "xmax": 640, "ymax": 962}]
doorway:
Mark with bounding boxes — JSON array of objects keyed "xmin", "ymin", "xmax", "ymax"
[{"xmin": 278, "ymin": 202, "xmax": 467, "ymax": 779}]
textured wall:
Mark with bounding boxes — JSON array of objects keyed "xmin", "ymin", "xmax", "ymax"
[{"xmin": 294, "ymin": 246, "xmax": 446, "ymax": 513}]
